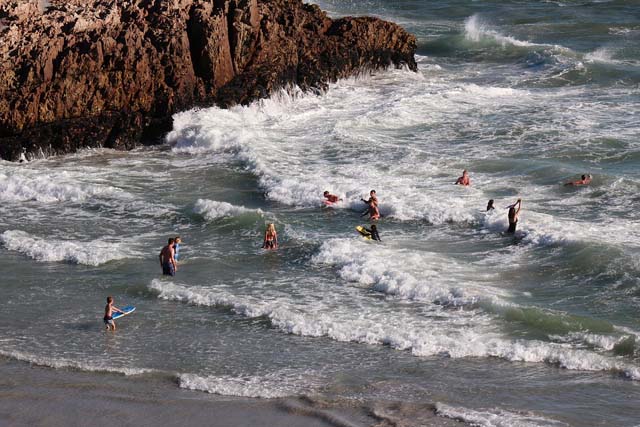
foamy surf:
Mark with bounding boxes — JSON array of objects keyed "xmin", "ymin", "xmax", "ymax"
[
  {"xmin": 148, "ymin": 280, "xmax": 640, "ymax": 380},
  {"xmin": 0, "ymin": 348, "xmax": 152, "ymax": 376},
  {"xmin": 435, "ymin": 403, "xmax": 568, "ymax": 427},
  {"xmin": 193, "ymin": 199, "xmax": 263, "ymax": 221},
  {"xmin": 0, "ymin": 230, "xmax": 134, "ymax": 266},
  {"xmin": 0, "ymin": 170, "xmax": 125, "ymax": 203},
  {"xmin": 178, "ymin": 369, "xmax": 322, "ymax": 398}
]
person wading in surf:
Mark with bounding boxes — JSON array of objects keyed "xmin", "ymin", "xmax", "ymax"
[
  {"xmin": 173, "ymin": 236, "xmax": 182, "ymax": 262},
  {"xmin": 507, "ymin": 199, "xmax": 522, "ymax": 234},
  {"xmin": 159, "ymin": 238, "xmax": 177, "ymax": 276},
  {"xmin": 262, "ymin": 223, "xmax": 279, "ymax": 250},
  {"xmin": 361, "ymin": 190, "xmax": 380, "ymax": 220},
  {"xmin": 455, "ymin": 169, "xmax": 471, "ymax": 186},
  {"xmin": 104, "ymin": 296, "xmax": 125, "ymax": 331}
]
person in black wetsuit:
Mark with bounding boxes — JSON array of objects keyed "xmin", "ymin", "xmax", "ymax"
[
  {"xmin": 507, "ymin": 199, "xmax": 522, "ymax": 233},
  {"xmin": 486, "ymin": 199, "xmax": 495, "ymax": 212},
  {"xmin": 363, "ymin": 224, "xmax": 381, "ymax": 242}
]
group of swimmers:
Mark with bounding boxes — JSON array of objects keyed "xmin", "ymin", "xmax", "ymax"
[
  {"xmin": 459, "ymin": 169, "xmax": 591, "ymax": 233},
  {"xmin": 154, "ymin": 170, "xmax": 591, "ymax": 277}
]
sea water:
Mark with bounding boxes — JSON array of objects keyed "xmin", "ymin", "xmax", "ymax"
[{"xmin": 1, "ymin": 0, "xmax": 640, "ymax": 425}]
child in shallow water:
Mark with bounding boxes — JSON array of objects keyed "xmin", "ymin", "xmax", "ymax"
[{"xmin": 104, "ymin": 296, "xmax": 125, "ymax": 331}]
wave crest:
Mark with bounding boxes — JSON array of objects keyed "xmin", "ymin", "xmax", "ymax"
[{"xmin": 1, "ymin": 230, "xmax": 132, "ymax": 266}]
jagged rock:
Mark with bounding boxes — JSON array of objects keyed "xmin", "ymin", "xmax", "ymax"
[{"xmin": 0, "ymin": 0, "xmax": 417, "ymax": 161}]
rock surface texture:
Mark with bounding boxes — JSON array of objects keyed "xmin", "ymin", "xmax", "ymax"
[{"xmin": 0, "ymin": 0, "xmax": 417, "ymax": 161}]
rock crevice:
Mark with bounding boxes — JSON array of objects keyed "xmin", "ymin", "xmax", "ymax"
[{"xmin": 0, "ymin": 0, "xmax": 417, "ymax": 160}]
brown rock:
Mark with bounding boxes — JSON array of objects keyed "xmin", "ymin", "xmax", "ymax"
[{"xmin": 0, "ymin": 0, "xmax": 417, "ymax": 161}]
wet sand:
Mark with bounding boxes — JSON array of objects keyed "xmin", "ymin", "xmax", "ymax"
[{"xmin": 0, "ymin": 359, "xmax": 460, "ymax": 427}]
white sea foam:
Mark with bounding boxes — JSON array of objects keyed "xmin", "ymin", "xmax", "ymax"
[
  {"xmin": 0, "ymin": 348, "xmax": 152, "ymax": 376},
  {"xmin": 193, "ymin": 199, "xmax": 263, "ymax": 220},
  {"xmin": 585, "ymin": 47, "xmax": 615, "ymax": 63},
  {"xmin": 178, "ymin": 370, "xmax": 320, "ymax": 398},
  {"xmin": 464, "ymin": 15, "xmax": 543, "ymax": 48},
  {"xmin": 0, "ymin": 230, "xmax": 133, "ymax": 266},
  {"xmin": 0, "ymin": 170, "xmax": 125, "ymax": 203},
  {"xmin": 435, "ymin": 403, "xmax": 568, "ymax": 427},
  {"xmin": 311, "ymin": 238, "xmax": 491, "ymax": 304}
]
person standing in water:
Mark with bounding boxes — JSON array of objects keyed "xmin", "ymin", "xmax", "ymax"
[
  {"xmin": 159, "ymin": 238, "xmax": 177, "ymax": 276},
  {"xmin": 361, "ymin": 189, "xmax": 378, "ymax": 205},
  {"xmin": 173, "ymin": 236, "xmax": 182, "ymax": 261},
  {"xmin": 361, "ymin": 190, "xmax": 380, "ymax": 220},
  {"xmin": 564, "ymin": 174, "xmax": 592, "ymax": 186},
  {"xmin": 262, "ymin": 223, "xmax": 279, "ymax": 250},
  {"xmin": 507, "ymin": 199, "xmax": 522, "ymax": 234},
  {"xmin": 104, "ymin": 296, "xmax": 125, "ymax": 331},
  {"xmin": 487, "ymin": 199, "xmax": 495, "ymax": 211},
  {"xmin": 455, "ymin": 170, "xmax": 471, "ymax": 186}
]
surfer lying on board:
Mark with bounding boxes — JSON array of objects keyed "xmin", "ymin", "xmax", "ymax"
[
  {"xmin": 506, "ymin": 199, "xmax": 522, "ymax": 234},
  {"xmin": 104, "ymin": 296, "xmax": 125, "ymax": 331},
  {"xmin": 564, "ymin": 174, "xmax": 592, "ymax": 186},
  {"xmin": 262, "ymin": 223, "xmax": 278, "ymax": 250},
  {"xmin": 363, "ymin": 224, "xmax": 381, "ymax": 241},
  {"xmin": 323, "ymin": 191, "xmax": 341, "ymax": 204},
  {"xmin": 455, "ymin": 169, "xmax": 471, "ymax": 186},
  {"xmin": 159, "ymin": 238, "xmax": 177, "ymax": 276}
]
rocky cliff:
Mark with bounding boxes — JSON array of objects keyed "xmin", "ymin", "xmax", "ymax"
[{"xmin": 0, "ymin": 0, "xmax": 416, "ymax": 161}]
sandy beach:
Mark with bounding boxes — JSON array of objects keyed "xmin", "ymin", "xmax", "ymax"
[{"xmin": 0, "ymin": 358, "xmax": 461, "ymax": 427}]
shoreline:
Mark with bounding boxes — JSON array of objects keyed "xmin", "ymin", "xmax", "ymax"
[{"xmin": 0, "ymin": 358, "xmax": 460, "ymax": 427}]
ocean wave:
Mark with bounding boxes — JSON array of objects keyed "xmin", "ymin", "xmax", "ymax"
[
  {"xmin": 0, "ymin": 348, "xmax": 152, "ymax": 376},
  {"xmin": 311, "ymin": 238, "xmax": 484, "ymax": 304},
  {"xmin": 193, "ymin": 199, "xmax": 263, "ymax": 221},
  {"xmin": 0, "ymin": 230, "xmax": 133, "ymax": 266},
  {"xmin": 435, "ymin": 403, "xmax": 568, "ymax": 427},
  {"xmin": 464, "ymin": 15, "xmax": 541, "ymax": 49},
  {"xmin": 411, "ymin": 330, "xmax": 640, "ymax": 381},
  {"xmin": 0, "ymin": 170, "xmax": 125, "ymax": 203},
  {"xmin": 178, "ymin": 370, "xmax": 320, "ymax": 398},
  {"xmin": 165, "ymin": 93, "xmax": 483, "ymax": 223},
  {"xmin": 148, "ymin": 280, "xmax": 640, "ymax": 380}
]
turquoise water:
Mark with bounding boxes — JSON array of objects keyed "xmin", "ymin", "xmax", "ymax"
[{"xmin": 1, "ymin": 1, "xmax": 640, "ymax": 425}]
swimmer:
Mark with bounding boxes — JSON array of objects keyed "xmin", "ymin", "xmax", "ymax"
[
  {"xmin": 363, "ymin": 224, "xmax": 381, "ymax": 242},
  {"xmin": 104, "ymin": 296, "xmax": 125, "ymax": 331},
  {"xmin": 159, "ymin": 238, "xmax": 177, "ymax": 276},
  {"xmin": 455, "ymin": 170, "xmax": 471, "ymax": 186},
  {"xmin": 564, "ymin": 174, "xmax": 592, "ymax": 186},
  {"xmin": 506, "ymin": 199, "xmax": 522, "ymax": 234},
  {"xmin": 262, "ymin": 223, "xmax": 278, "ymax": 250},
  {"xmin": 487, "ymin": 199, "xmax": 495, "ymax": 211},
  {"xmin": 323, "ymin": 191, "xmax": 341, "ymax": 203}
]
